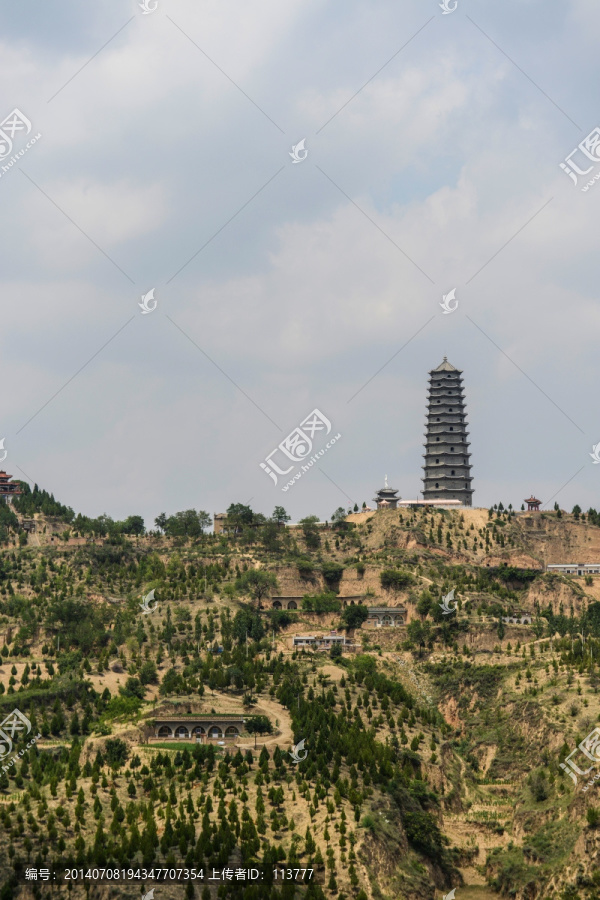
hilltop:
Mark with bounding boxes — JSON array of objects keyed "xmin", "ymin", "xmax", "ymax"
[{"xmin": 0, "ymin": 487, "xmax": 600, "ymax": 899}]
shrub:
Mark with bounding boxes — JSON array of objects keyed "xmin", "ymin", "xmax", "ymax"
[
  {"xmin": 400, "ymin": 808, "xmax": 445, "ymax": 858},
  {"xmin": 587, "ymin": 807, "xmax": 600, "ymax": 827},
  {"xmin": 321, "ymin": 562, "xmax": 344, "ymax": 587},
  {"xmin": 104, "ymin": 696, "xmax": 142, "ymax": 717},
  {"xmin": 119, "ymin": 677, "xmax": 145, "ymax": 699},
  {"xmin": 529, "ymin": 771, "xmax": 549, "ymax": 802},
  {"xmin": 380, "ymin": 569, "xmax": 415, "ymax": 591},
  {"xmin": 301, "ymin": 592, "xmax": 341, "ymax": 614},
  {"xmin": 296, "ymin": 558, "xmax": 314, "ymax": 580},
  {"xmin": 268, "ymin": 610, "xmax": 298, "ymax": 630}
]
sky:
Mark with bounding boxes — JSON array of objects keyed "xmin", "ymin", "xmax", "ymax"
[{"xmin": 1, "ymin": 0, "xmax": 600, "ymax": 527}]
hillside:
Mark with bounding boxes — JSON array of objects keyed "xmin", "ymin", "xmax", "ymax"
[{"xmin": 0, "ymin": 492, "xmax": 600, "ymax": 899}]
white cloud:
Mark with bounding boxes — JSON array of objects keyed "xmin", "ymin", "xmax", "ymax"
[
  {"xmin": 0, "ymin": 0, "xmax": 598, "ymax": 522},
  {"xmin": 20, "ymin": 177, "xmax": 167, "ymax": 270}
]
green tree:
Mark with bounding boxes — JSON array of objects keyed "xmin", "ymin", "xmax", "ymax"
[
  {"xmin": 226, "ymin": 504, "xmax": 255, "ymax": 530},
  {"xmin": 154, "ymin": 513, "xmax": 167, "ymax": 532},
  {"xmin": 272, "ymin": 506, "xmax": 290, "ymax": 526},
  {"xmin": 232, "ymin": 609, "xmax": 265, "ymax": 642},
  {"xmin": 165, "ymin": 509, "xmax": 210, "ymax": 537},
  {"xmin": 104, "ymin": 739, "xmax": 129, "ymax": 768},
  {"xmin": 407, "ymin": 620, "xmax": 430, "ymax": 655},
  {"xmin": 236, "ymin": 570, "xmax": 278, "ymax": 605},
  {"xmin": 299, "ymin": 516, "xmax": 321, "ymax": 550},
  {"xmin": 245, "ymin": 716, "xmax": 272, "ymax": 735},
  {"xmin": 302, "ymin": 593, "xmax": 341, "ymax": 614},
  {"xmin": 159, "ymin": 668, "xmax": 183, "ymax": 696},
  {"xmin": 416, "ymin": 593, "xmax": 432, "ymax": 619},
  {"xmin": 260, "ymin": 522, "xmax": 281, "ymax": 552},
  {"xmin": 121, "ymin": 515, "xmax": 145, "ymax": 535},
  {"xmin": 138, "ymin": 660, "xmax": 158, "ymax": 685},
  {"xmin": 120, "ymin": 677, "xmax": 145, "ymax": 699},
  {"xmin": 331, "ymin": 507, "xmax": 347, "ymax": 526},
  {"xmin": 341, "ymin": 605, "xmax": 368, "ymax": 630}
]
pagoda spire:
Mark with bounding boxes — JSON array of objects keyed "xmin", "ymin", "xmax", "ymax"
[{"xmin": 421, "ymin": 359, "xmax": 474, "ymax": 507}]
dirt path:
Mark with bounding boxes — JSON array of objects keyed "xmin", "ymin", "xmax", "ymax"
[{"xmin": 236, "ymin": 694, "xmax": 295, "ymax": 750}]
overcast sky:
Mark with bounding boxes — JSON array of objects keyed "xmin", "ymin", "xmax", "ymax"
[{"xmin": 2, "ymin": 0, "xmax": 600, "ymax": 526}]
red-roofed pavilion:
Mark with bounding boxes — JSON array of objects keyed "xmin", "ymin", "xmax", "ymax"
[
  {"xmin": 0, "ymin": 472, "xmax": 22, "ymax": 503},
  {"xmin": 524, "ymin": 495, "xmax": 541, "ymax": 512}
]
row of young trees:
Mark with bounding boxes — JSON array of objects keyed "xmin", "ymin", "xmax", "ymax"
[{"xmin": 0, "ymin": 588, "xmax": 456, "ymax": 896}]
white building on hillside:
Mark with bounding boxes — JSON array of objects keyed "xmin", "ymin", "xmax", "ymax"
[{"xmin": 547, "ymin": 564, "xmax": 600, "ymax": 576}]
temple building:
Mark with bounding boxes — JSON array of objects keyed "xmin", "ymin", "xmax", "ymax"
[
  {"xmin": 422, "ymin": 358, "xmax": 474, "ymax": 507},
  {"xmin": 366, "ymin": 607, "xmax": 406, "ymax": 627},
  {"xmin": 152, "ymin": 714, "xmax": 245, "ymax": 742},
  {"xmin": 524, "ymin": 495, "xmax": 541, "ymax": 512},
  {"xmin": 292, "ymin": 631, "xmax": 347, "ymax": 651},
  {"xmin": 374, "ymin": 477, "xmax": 400, "ymax": 509},
  {"xmin": 547, "ymin": 563, "xmax": 600, "ymax": 576},
  {"xmin": 0, "ymin": 471, "xmax": 22, "ymax": 504}
]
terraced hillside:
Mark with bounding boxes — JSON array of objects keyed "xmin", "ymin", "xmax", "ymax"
[{"xmin": 0, "ymin": 488, "xmax": 599, "ymax": 899}]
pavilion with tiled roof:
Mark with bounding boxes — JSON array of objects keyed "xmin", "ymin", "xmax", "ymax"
[
  {"xmin": 524, "ymin": 495, "xmax": 541, "ymax": 512},
  {"xmin": 0, "ymin": 471, "xmax": 22, "ymax": 503}
]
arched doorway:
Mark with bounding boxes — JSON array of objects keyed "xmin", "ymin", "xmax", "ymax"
[
  {"xmin": 192, "ymin": 726, "xmax": 205, "ymax": 738},
  {"xmin": 272, "ymin": 600, "xmax": 282, "ymax": 609},
  {"xmin": 208, "ymin": 726, "xmax": 223, "ymax": 739},
  {"xmin": 382, "ymin": 615, "xmax": 392, "ymax": 626},
  {"xmin": 287, "ymin": 600, "xmax": 297, "ymax": 610},
  {"xmin": 157, "ymin": 725, "xmax": 172, "ymax": 738},
  {"xmin": 175, "ymin": 726, "xmax": 189, "ymax": 739},
  {"xmin": 225, "ymin": 726, "xmax": 239, "ymax": 736}
]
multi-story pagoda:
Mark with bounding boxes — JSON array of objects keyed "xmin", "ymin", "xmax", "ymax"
[
  {"xmin": 422, "ymin": 358, "xmax": 474, "ymax": 507},
  {"xmin": 0, "ymin": 471, "xmax": 22, "ymax": 504}
]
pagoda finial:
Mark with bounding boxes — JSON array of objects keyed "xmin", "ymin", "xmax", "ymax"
[
  {"xmin": 443, "ymin": 356, "xmax": 447, "ymax": 361},
  {"xmin": 384, "ymin": 474, "xmax": 388, "ymax": 488}
]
